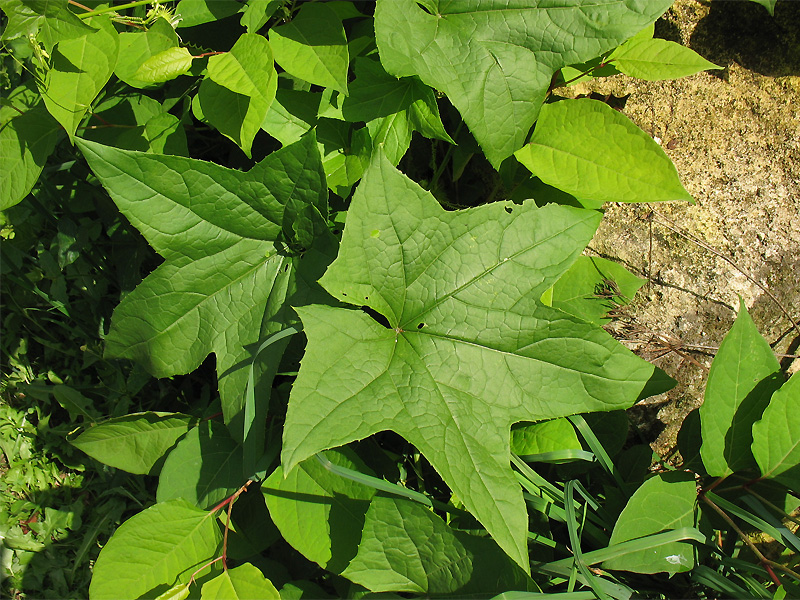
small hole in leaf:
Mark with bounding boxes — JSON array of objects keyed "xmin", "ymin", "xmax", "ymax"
[
  {"xmin": 342, "ymin": 292, "xmax": 347, "ymax": 296},
  {"xmin": 365, "ymin": 296, "xmax": 369, "ymax": 300},
  {"xmin": 417, "ymin": 323, "xmax": 425, "ymax": 329},
  {"xmin": 505, "ymin": 206, "xmax": 513, "ymax": 214}
]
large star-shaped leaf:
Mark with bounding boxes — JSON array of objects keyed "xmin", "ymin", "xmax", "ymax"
[
  {"xmin": 374, "ymin": 0, "xmax": 673, "ymax": 166},
  {"xmin": 77, "ymin": 134, "xmax": 328, "ymax": 443},
  {"xmin": 282, "ymin": 154, "xmax": 657, "ymax": 569}
]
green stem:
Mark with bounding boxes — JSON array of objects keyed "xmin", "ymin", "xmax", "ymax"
[
  {"xmin": 429, "ymin": 121, "xmax": 463, "ymax": 192},
  {"xmin": 78, "ymin": 0, "xmax": 152, "ymax": 18}
]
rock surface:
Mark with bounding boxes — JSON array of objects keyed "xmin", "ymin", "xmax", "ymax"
[{"xmin": 563, "ymin": 0, "xmax": 800, "ymax": 456}]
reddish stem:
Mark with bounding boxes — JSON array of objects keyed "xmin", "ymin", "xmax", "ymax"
[
  {"xmin": 193, "ymin": 51, "xmax": 226, "ymax": 59},
  {"xmin": 68, "ymin": 0, "xmax": 93, "ymax": 12}
]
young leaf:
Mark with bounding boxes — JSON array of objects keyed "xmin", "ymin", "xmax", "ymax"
[
  {"xmin": 700, "ymin": 300, "xmax": 782, "ymax": 477},
  {"xmin": 201, "ymin": 563, "xmax": 280, "ymax": 599},
  {"xmin": 752, "ymin": 373, "xmax": 800, "ymax": 492},
  {"xmin": 134, "ymin": 46, "xmax": 195, "ymax": 84},
  {"xmin": 90, "ymin": 499, "xmax": 222, "ymax": 600},
  {"xmin": 515, "ymin": 99, "xmax": 693, "ymax": 204},
  {"xmin": 39, "ymin": 14, "xmax": 118, "ymax": 139},
  {"xmin": 157, "ymin": 420, "xmax": 244, "ymax": 509},
  {"xmin": 610, "ymin": 38, "xmax": 722, "ymax": 81},
  {"xmin": 199, "ymin": 33, "xmax": 277, "ymax": 158},
  {"xmin": 70, "ymin": 412, "xmax": 194, "ymax": 475},
  {"xmin": 343, "ymin": 496, "xmax": 535, "ymax": 594},
  {"xmin": 0, "ymin": 103, "xmax": 60, "ymax": 210},
  {"xmin": 116, "ymin": 18, "xmax": 181, "ymax": 88},
  {"xmin": 602, "ymin": 472, "xmax": 697, "ymax": 574},
  {"xmin": 75, "ymin": 133, "xmax": 327, "ymax": 444},
  {"xmin": 269, "ymin": 2, "xmax": 349, "ymax": 94},
  {"xmin": 263, "ymin": 449, "xmax": 376, "ymax": 573},
  {"xmin": 282, "ymin": 153, "xmax": 658, "ymax": 569},
  {"xmin": 374, "ymin": 0, "xmax": 673, "ymax": 166}
]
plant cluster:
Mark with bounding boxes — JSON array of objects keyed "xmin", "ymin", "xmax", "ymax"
[{"xmin": 1, "ymin": 0, "xmax": 797, "ymax": 598}]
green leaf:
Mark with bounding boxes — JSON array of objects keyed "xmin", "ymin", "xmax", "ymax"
[
  {"xmin": 603, "ymin": 472, "xmax": 697, "ymax": 574},
  {"xmin": 548, "ymin": 256, "xmax": 645, "ymax": 325},
  {"xmin": 515, "ymin": 99, "xmax": 693, "ymax": 203},
  {"xmin": 0, "ymin": 0, "xmax": 44, "ymax": 42},
  {"xmin": 71, "ymin": 412, "xmax": 194, "ymax": 475},
  {"xmin": 700, "ymin": 300, "xmax": 782, "ymax": 477},
  {"xmin": 282, "ymin": 154, "xmax": 658, "ymax": 569},
  {"xmin": 748, "ymin": 0, "xmax": 777, "ymax": 16},
  {"xmin": 269, "ymin": 2, "xmax": 349, "ymax": 94},
  {"xmin": 343, "ymin": 496, "xmax": 535, "ymax": 594},
  {"xmin": 342, "ymin": 57, "xmax": 453, "ymax": 162},
  {"xmin": 81, "ymin": 93, "xmax": 187, "ymax": 155},
  {"xmin": 175, "ymin": 0, "xmax": 241, "ymax": 28},
  {"xmin": 11, "ymin": 0, "xmax": 95, "ymax": 50},
  {"xmin": 155, "ymin": 583, "xmax": 190, "ymax": 600},
  {"xmin": 201, "ymin": 563, "xmax": 280, "ymax": 599},
  {"xmin": 199, "ymin": 33, "xmax": 277, "ymax": 158},
  {"xmin": 0, "ymin": 103, "xmax": 60, "ymax": 210},
  {"xmin": 375, "ymin": 0, "xmax": 672, "ymax": 166},
  {"xmin": 261, "ymin": 88, "xmax": 320, "ymax": 147},
  {"xmin": 39, "ymin": 14, "xmax": 118, "ymax": 139},
  {"xmin": 135, "ymin": 46, "xmax": 195, "ymax": 84},
  {"xmin": 241, "ymin": 0, "xmax": 282, "ymax": 33},
  {"xmin": 89, "ymin": 499, "xmax": 222, "ymax": 600},
  {"xmin": 116, "ymin": 17, "xmax": 181, "ymax": 88},
  {"xmin": 752, "ymin": 373, "xmax": 800, "ymax": 492},
  {"xmin": 610, "ymin": 38, "xmax": 721, "ymax": 81},
  {"xmin": 511, "ymin": 418, "xmax": 582, "ymax": 456},
  {"xmin": 75, "ymin": 133, "xmax": 327, "ymax": 443},
  {"xmin": 263, "ymin": 448, "xmax": 376, "ymax": 573},
  {"xmin": 157, "ymin": 420, "xmax": 244, "ymax": 509}
]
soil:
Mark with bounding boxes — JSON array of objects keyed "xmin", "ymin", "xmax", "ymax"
[{"xmin": 562, "ymin": 0, "xmax": 800, "ymax": 457}]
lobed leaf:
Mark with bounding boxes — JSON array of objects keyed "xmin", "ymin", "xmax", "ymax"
[
  {"xmin": 515, "ymin": 99, "xmax": 693, "ymax": 204},
  {"xmin": 283, "ymin": 153, "xmax": 658, "ymax": 569},
  {"xmin": 76, "ymin": 133, "xmax": 327, "ymax": 444}
]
